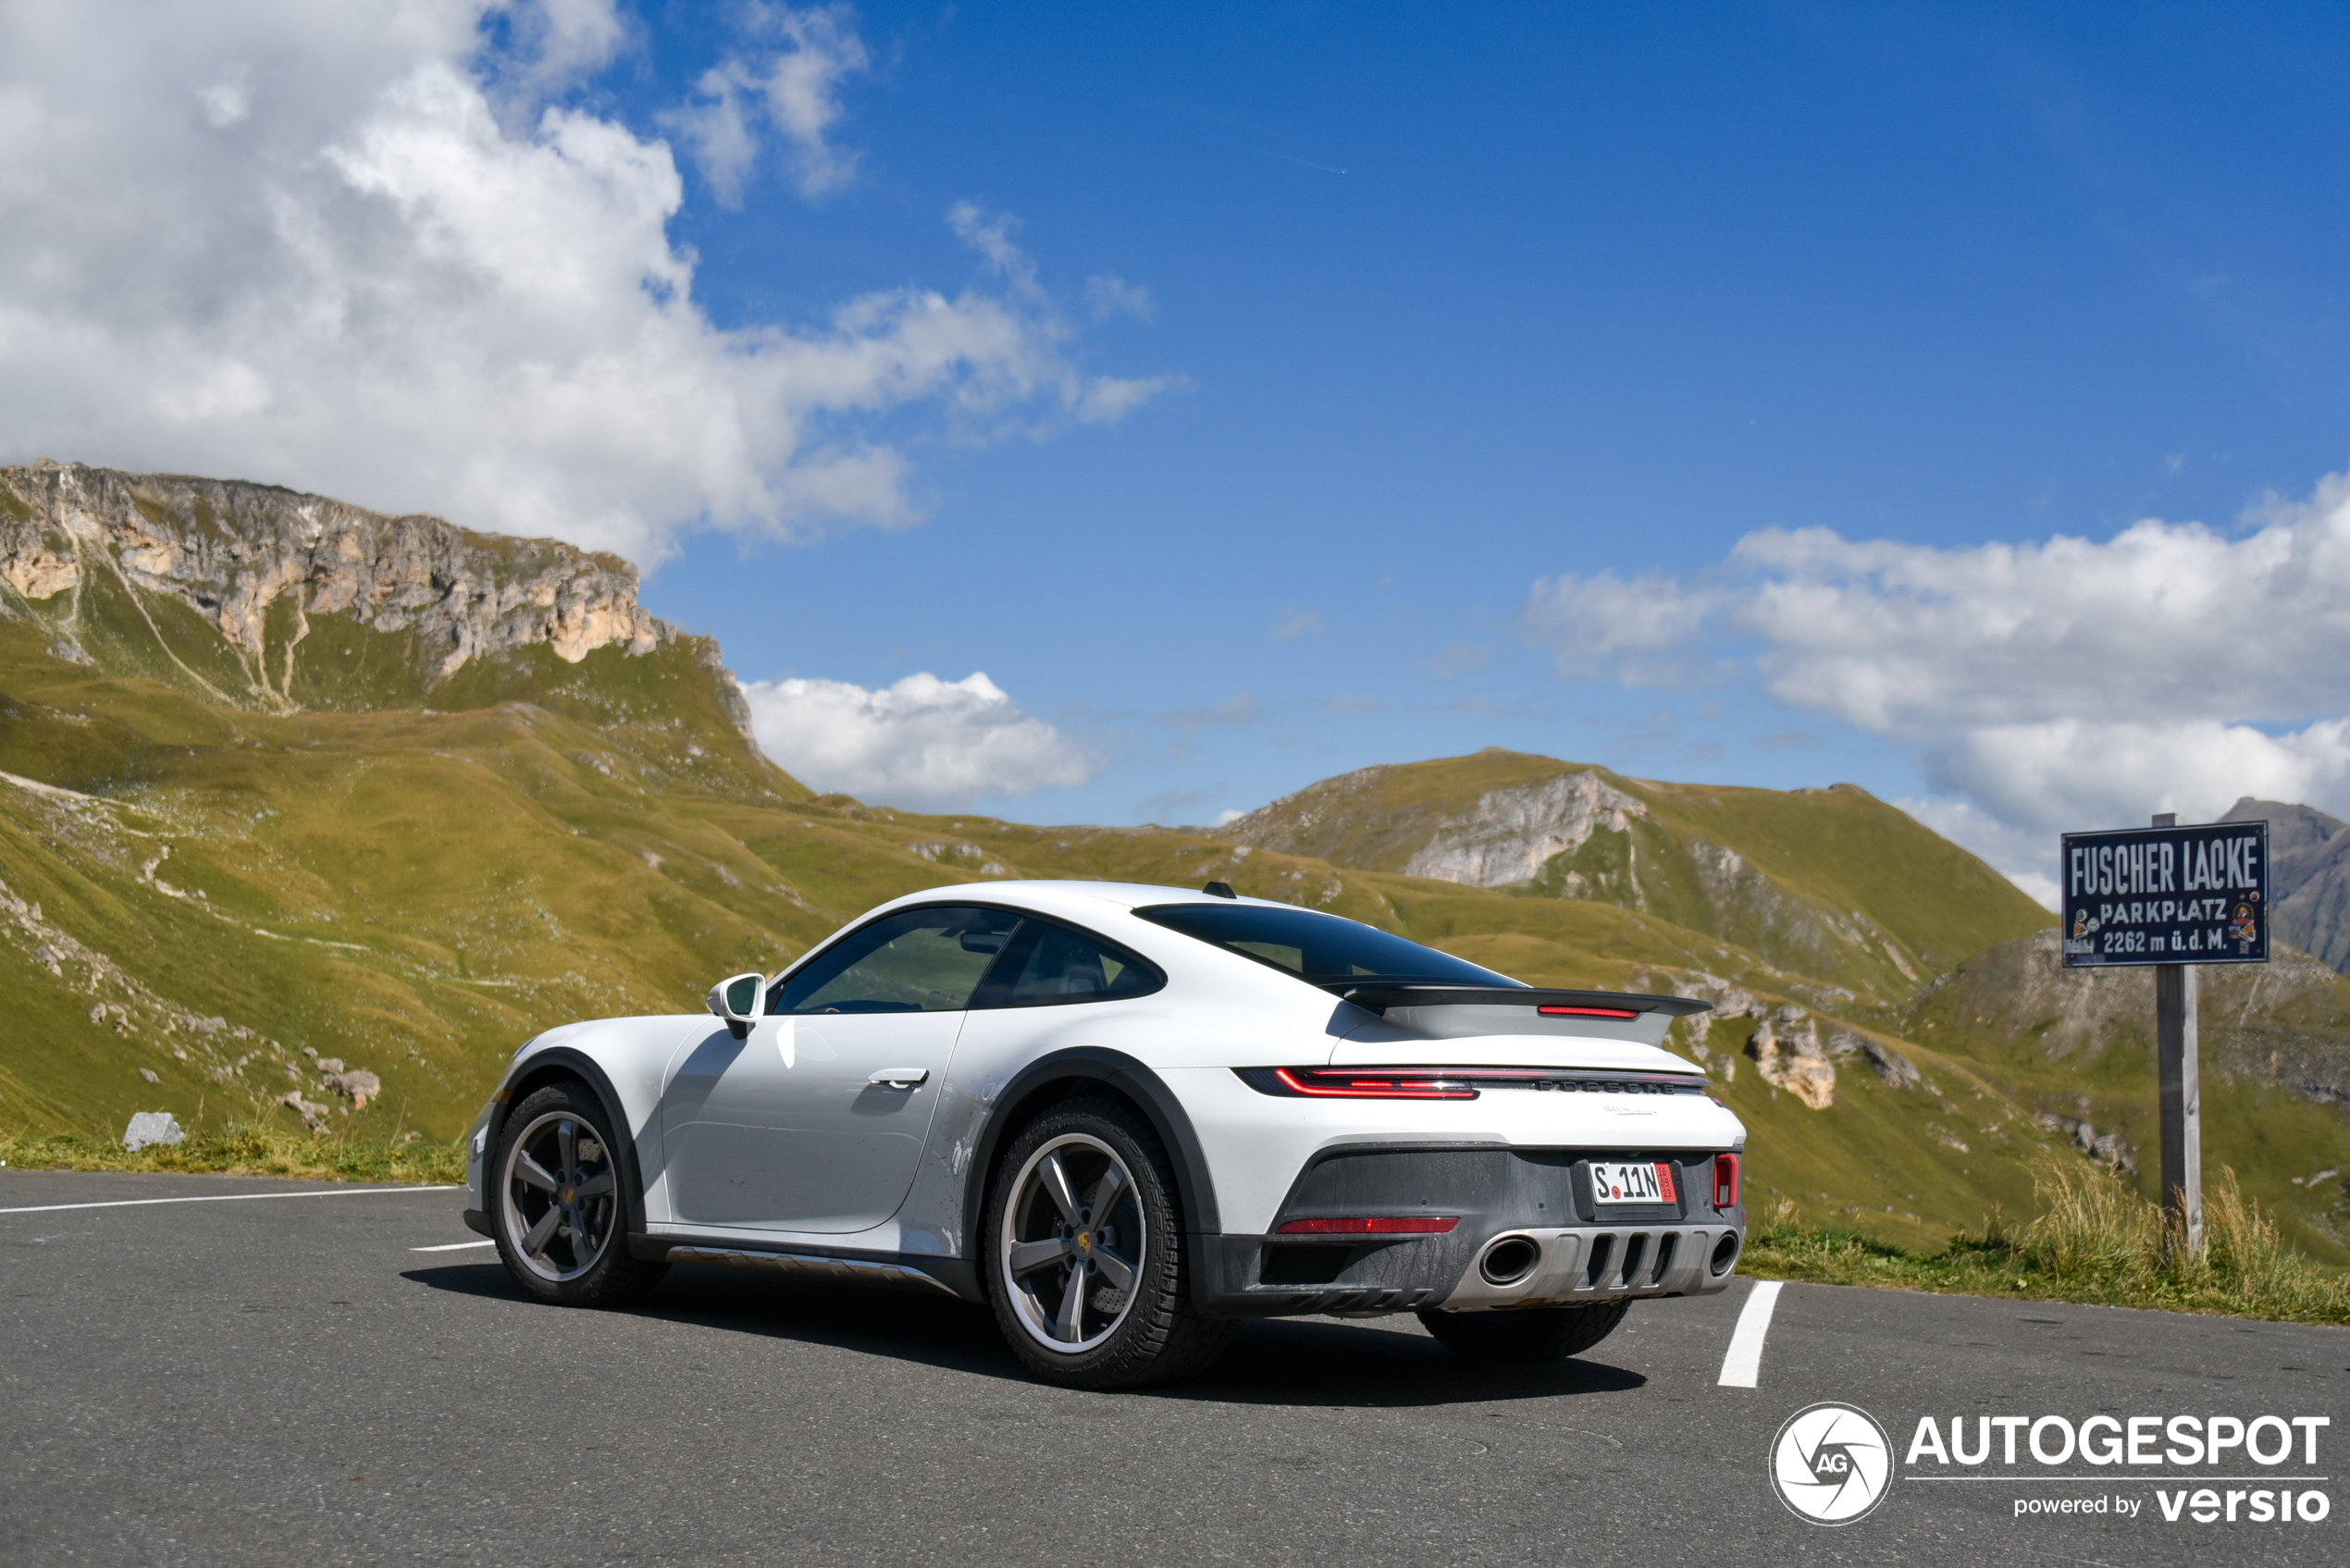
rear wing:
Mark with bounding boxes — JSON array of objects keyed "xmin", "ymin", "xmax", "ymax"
[{"xmin": 1323, "ymin": 983, "xmax": 1712, "ymax": 1048}]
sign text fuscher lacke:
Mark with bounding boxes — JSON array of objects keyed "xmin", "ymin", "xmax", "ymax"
[{"xmin": 2060, "ymin": 822, "xmax": 2268, "ymax": 968}]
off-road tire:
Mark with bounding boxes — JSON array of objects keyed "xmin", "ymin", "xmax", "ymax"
[
  {"xmin": 981, "ymin": 1096, "xmax": 1236, "ymax": 1389},
  {"xmin": 492, "ymin": 1080, "xmax": 668, "ymax": 1308},
  {"xmin": 1416, "ymin": 1299, "xmax": 1631, "ymax": 1362}
]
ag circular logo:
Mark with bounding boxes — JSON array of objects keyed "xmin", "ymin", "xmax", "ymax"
[{"xmin": 1769, "ymin": 1401, "xmax": 1895, "ymax": 1525}]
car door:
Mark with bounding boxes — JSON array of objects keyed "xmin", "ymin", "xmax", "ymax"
[{"xmin": 662, "ymin": 905, "xmax": 1017, "ymax": 1233}]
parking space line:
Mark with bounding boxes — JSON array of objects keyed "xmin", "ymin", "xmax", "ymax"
[
  {"xmin": 1716, "ymin": 1278, "xmax": 1783, "ymax": 1388},
  {"xmin": 0, "ymin": 1184, "xmax": 458, "ymax": 1216},
  {"xmin": 411, "ymin": 1240, "xmax": 497, "ymax": 1252}
]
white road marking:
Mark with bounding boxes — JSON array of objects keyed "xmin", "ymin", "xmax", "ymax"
[
  {"xmin": 411, "ymin": 1240, "xmax": 497, "ymax": 1252},
  {"xmin": 0, "ymin": 1184, "xmax": 458, "ymax": 1216},
  {"xmin": 1717, "ymin": 1278, "xmax": 1784, "ymax": 1388}
]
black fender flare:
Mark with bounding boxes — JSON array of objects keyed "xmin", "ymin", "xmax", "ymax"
[
  {"xmin": 486, "ymin": 1047, "xmax": 658, "ymax": 1249},
  {"xmin": 960, "ymin": 1047, "xmax": 1223, "ymax": 1265}
]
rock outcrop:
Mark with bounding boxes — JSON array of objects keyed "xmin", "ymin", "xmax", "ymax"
[
  {"xmin": 0, "ymin": 461, "xmax": 668, "ymax": 707},
  {"xmin": 1902, "ymin": 927, "xmax": 2350, "ymax": 1107},
  {"xmin": 1746, "ymin": 1006, "xmax": 1839, "ymax": 1109},
  {"xmin": 1399, "ymin": 769, "xmax": 1649, "ymax": 888},
  {"xmin": 2224, "ymin": 797, "xmax": 2350, "ymax": 975}
]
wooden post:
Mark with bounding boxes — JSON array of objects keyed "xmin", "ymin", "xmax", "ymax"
[{"xmin": 2152, "ymin": 812, "xmax": 2203, "ymax": 1258}]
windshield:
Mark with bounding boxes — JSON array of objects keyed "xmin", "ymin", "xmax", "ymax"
[{"xmin": 1134, "ymin": 902, "xmax": 1522, "ymax": 988}]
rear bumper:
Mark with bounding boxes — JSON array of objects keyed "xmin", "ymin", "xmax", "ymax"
[
  {"xmin": 1188, "ymin": 1142, "xmax": 1745, "ymax": 1317},
  {"xmin": 1429, "ymin": 1222, "xmax": 1739, "ymax": 1308},
  {"xmin": 1194, "ymin": 1220, "xmax": 1742, "ymax": 1316}
]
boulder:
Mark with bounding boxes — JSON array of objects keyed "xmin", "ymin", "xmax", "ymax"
[
  {"xmin": 122, "ymin": 1111, "xmax": 184, "ymax": 1150},
  {"xmin": 323, "ymin": 1069, "xmax": 381, "ymax": 1110}
]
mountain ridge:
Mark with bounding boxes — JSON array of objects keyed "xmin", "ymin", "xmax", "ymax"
[
  {"xmin": 2223, "ymin": 797, "xmax": 2350, "ymax": 972},
  {"xmin": 1220, "ymin": 749, "xmax": 2053, "ymax": 1004},
  {"xmin": 3, "ymin": 464, "xmax": 2345, "ymax": 1264},
  {"xmin": 1, "ymin": 461, "xmax": 748, "ymax": 732}
]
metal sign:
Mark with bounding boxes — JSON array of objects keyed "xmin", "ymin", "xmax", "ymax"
[{"xmin": 2059, "ymin": 821, "xmax": 2268, "ymax": 968}]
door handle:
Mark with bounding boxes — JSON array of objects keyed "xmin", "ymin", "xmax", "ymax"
[{"xmin": 869, "ymin": 1068, "xmax": 929, "ymax": 1090}]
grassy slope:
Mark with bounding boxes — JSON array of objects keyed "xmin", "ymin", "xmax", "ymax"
[
  {"xmin": 1898, "ymin": 932, "xmax": 2350, "ymax": 1259},
  {"xmin": 1606, "ymin": 774, "xmax": 2053, "ymax": 980},
  {"xmin": 4, "ymin": 577, "xmax": 2347, "ymax": 1268},
  {"xmin": 1224, "ymin": 750, "xmax": 2051, "ymax": 1002}
]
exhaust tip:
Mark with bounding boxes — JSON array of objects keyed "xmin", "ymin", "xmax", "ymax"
[
  {"xmin": 1478, "ymin": 1235, "xmax": 1541, "ymax": 1286},
  {"xmin": 1709, "ymin": 1230, "xmax": 1742, "ymax": 1277}
]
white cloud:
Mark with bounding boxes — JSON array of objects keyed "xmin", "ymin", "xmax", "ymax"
[
  {"xmin": 197, "ymin": 68, "xmax": 253, "ymax": 129},
  {"xmin": 667, "ymin": 4, "xmax": 867, "ymax": 204},
  {"xmin": 1524, "ymin": 471, "xmax": 2350, "ymax": 881},
  {"xmin": 1920, "ymin": 718, "xmax": 2350, "ymax": 836},
  {"xmin": 1085, "ymin": 274, "xmax": 1156, "ymax": 320},
  {"xmin": 495, "ymin": 0, "xmax": 630, "ymax": 105},
  {"xmin": 738, "ymin": 672, "xmax": 1099, "ymax": 809},
  {"xmin": 0, "ymin": 0, "xmax": 1168, "ymax": 567},
  {"xmin": 1895, "ymin": 796, "xmax": 2065, "ymax": 909},
  {"xmin": 1733, "ymin": 496, "xmax": 2350, "ymax": 731},
  {"xmin": 1522, "ymin": 569, "xmax": 1717, "ymax": 681},
  {"xmin": 1072, "ymin": 373, "xmax": 1180, "ymax": 424}
]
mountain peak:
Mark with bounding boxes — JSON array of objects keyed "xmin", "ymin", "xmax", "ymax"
[
  {"xmin": 0, "ymin": 463, "xmax": 739, "ymax": 728},
  {"xmin": 2221, "ymin": 797, "xmax": 2350, "ymax": 970}
]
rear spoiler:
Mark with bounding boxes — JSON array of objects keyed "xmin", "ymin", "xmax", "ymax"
[
  {"xmin": 1324, "ymin": 984, "xmax": 1713, "ymax": 1019},
  {"xmin": 1325, "ymin": 983, "xmax": 1711, "ymax": 1050}
]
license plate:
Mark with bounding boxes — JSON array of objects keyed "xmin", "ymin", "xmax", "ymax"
[{"xmin": 1590, "ymin": 1160, "xmax": 1676, "ymax": 1206}]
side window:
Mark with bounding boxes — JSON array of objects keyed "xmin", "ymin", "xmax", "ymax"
[
  {"xmin": 975, "ymin": 919, "xmax": 1166, "ymax": 1008},
  {"xmin": 769, "ymin": 907, "xmax": 1019, "ymax": 1015}
]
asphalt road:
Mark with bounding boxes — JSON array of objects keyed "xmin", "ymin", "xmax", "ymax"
[{"xmin": 3, "ymin": 1170, "xmax": 2345, "ymax": 1566}]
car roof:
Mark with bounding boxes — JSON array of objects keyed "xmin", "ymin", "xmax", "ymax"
[{"xmin": 872, "ymin": 879, "xmax": 1291, "ymax": 920}]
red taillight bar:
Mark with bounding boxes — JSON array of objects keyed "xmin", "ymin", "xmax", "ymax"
[
  {"xmin": 1268, "ymin": 1068, "xmax": 1478, "ymax": 1100},
  {"xmin": 1274, "ymin": 1216, "xmax": 1460, "ymax": 1235},
  {"xmin": 1538, "ymin": 1004, "xmax": 1640, "ymax": 1019},
  {"xmin": 1713, "ymin": 1153, "xmax": 1740, "ymax": 1209}
]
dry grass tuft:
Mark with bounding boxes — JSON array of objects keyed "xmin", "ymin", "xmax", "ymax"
[
  {"xmin": 0, "ymin": 1122, "xmax": 465, "ymax": 1186},
  {"xmin": 1745, "ymin": 1155, "xmax": 2350, "ymax": 1326}
]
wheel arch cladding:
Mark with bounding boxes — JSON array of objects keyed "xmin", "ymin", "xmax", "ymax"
[
  {"xmin": 963, "ymin": 1047, "xmax": 1222, "ymax": 1253},
  {"xmin": 495, "ymin": 1050, "xmax": 652, "ymax": 1226}
]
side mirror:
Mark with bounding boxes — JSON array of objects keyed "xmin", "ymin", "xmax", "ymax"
[{"xmin": 706, "ymin": 972, "xmax": 765, "ymax": 1039}]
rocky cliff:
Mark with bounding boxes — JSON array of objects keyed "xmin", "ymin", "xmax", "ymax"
[
  {"xmin": 2223, "ymin": 797, "xmax": 2350, "ymax": 974},
  {"xmin": 0, "ymin": 461, "xmax": 712, "ymax": 718}
]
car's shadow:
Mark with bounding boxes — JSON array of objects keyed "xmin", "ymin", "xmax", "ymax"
[{"xmin": 404, "ymin": 1263, "xmax": 1646, "ymax": 1408}]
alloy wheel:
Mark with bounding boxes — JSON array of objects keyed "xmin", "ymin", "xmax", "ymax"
[
  {"xmin": 500, "ymin": 1109, "xmax": 619, "ymax": 1283},
  {"xmin": 998, "ymin": 1132, "xmax": 1145, "ymax": 1352}
]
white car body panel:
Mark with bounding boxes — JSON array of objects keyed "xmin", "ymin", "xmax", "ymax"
[
  {"xmin": 466, "ymin": 879, "xmax": 1750, "ymax": 1315},
  {"xmin": 1165, "ymin": 1064, "xmax": 1746, "ymax": 1234}
]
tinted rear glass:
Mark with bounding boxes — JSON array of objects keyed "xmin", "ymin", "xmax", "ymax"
[
  {"xmin": 1134, "ymin": 903, "xmax": 1521, "ymax": 987},
  {"xmin": 973, "ymin": 920, "xmax": 1165, "ymax": 1007}
]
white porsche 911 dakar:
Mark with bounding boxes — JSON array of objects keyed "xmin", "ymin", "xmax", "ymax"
[{"xmin": 461, "ymin": 880, "xmax": 1749, "ymax": 1389}]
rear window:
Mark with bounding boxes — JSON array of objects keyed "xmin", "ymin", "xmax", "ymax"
[
  {"xmin": 971, "ymin": 920, "xmax": 1164, "ymax": 1008},
  {"xmin": 1134, "ymin": 903, "xmax": 1521, "ymax": 988}
]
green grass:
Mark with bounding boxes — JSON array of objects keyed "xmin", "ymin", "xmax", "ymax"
[
  {"xmin": 7, "ymin": 475, "xmax": 2350, "ymax": 1304},
  {"xmin": 0, "ymin": 1124, "xmax": 465, "ymax": 1185},
  {"xmin": 1742, "ymin": 1155, "xmax": 2350, "ymax": 1326}
]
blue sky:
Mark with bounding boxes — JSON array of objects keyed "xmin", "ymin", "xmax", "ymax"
[{"xmin": 9, "ymin": 2, "xmax": 2350, "ymax": 895}]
